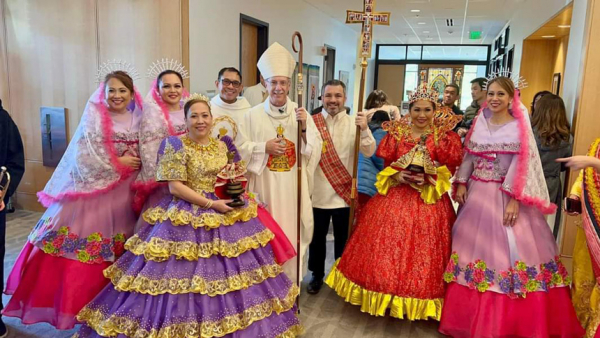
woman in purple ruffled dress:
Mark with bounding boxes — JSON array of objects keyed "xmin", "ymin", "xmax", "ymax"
[{"xmin": 74, "ymin": 94, "xmax": 301, "ymax": 338}]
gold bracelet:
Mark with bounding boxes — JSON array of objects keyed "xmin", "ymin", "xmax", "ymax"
[
  {"xmin": 206, "ymin": 200, "xmax": 213, "ymax": 209},
  {"xmin": 203, "ymin": 199, "xmax": 211, "ymax": 209}
]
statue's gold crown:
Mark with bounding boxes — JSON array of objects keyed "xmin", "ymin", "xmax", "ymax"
[{"xmin": 276, "ymin": 124, "xmax": 285, "ymax": 135}]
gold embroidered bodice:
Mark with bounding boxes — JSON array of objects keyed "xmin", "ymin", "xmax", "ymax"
[{"xmin": 156, "ymin": 136, "xmax": 228, "ymax": 194}]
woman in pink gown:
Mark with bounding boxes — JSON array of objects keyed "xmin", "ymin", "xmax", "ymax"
[
  {"xmin": 2, "ymin": 69, "xmax": 144, "ymax": 329},
  {"xmin": 439, "ymin": 76, "xmax": 584, "ymax": 337}
]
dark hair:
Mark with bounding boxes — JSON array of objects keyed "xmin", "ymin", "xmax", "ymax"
[
  {"xmin": 470, "ymin": 78, "xmax": 487, "ymax": 90},
  {"xmin": 409, "ymin": 100, "xmax": 436, "ymax": 111},
  {"xmin": 156, "ymin": 70, "xmax": 184, "ymax": 90},
  {"xmin": 445, "ymin": 83, "xmax": 460, "ymax": 93},
  {"xmin": 531, "ymin": 94, "xmax": 570, "ymax": 148},
  {"xmin": 531, "ymin": 90, "xmax": 553, "ymax": 116},
  {"xmin": 184, "ymin": 98, "xmax": 211, "ymax": 118},
  {"xmin": 365, "ymin": 90, "xmax": 389, "ymax": 110},
  {"xmin": 321, "ymin": 79, "xmax": 347, "ymax": 96},
  {"xmin": 104, "ymin": 71, "xmax": 134, "ymax": 93},
  {"xmin": 370, "ymin": 110, "xmax": 391, "ymax": 124},
  {"xmin": 218, "ymin": 67, "xmax": 242, "ymax": 81}
]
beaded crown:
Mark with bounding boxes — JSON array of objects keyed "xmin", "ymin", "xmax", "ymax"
[
  {"xmin": 96, "ymin": 59, "xmax": 140, "ymax": 84},
  {"xmin": 183, "ymin": 93, "xmax": 211, "ymax": 106},
  {"xmin": 408, "ymin": 83, "xmax": 438, "ymax": 104},
  {"xmin": 146, "ymin": 58, "xmax": 189, "ymax": 79},
  {"xmin": 484, "ymin": 69, "xmax": 528, "ymax": 90}
]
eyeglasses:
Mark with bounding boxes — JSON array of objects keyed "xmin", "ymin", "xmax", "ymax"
[{"xmin": 220, "ymin": 79, "xmax": 242, "ymax": 88}]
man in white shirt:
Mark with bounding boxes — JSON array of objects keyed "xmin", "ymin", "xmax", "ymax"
[
  {"xmin": 210, "ymin": 67, "xmax": 252, "ymax": 160},
  {"xmin": 307, "ymin": 79, "xmax": 375, "ymax": 294},
  {"xmin": 241, "ymin": 42, "xmax": 322, "ymax": 284},
  {"xmin": 243, "ymin": 74, "xmax": 267, "ymax": 107}
]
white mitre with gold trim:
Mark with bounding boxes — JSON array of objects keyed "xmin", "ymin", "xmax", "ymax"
[{"xmin": 257, "ymin": 42, "xmax": 295, "ymax": 80}]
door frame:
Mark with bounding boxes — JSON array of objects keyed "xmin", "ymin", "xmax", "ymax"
[
  {"xmin": 239, "ymin": 14, "xmax": 269, "ymax": 84},
  {"xmin": 323, "ymin": 44, "xmax": 336, "ymax": 84}
]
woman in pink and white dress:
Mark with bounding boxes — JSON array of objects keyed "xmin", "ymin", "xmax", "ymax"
[
  {"xmin": 439, "ymin": 76, "xmax": 584, "ymax": 337},
  {"xmin": 3, "ymin": 68, "xmax": 144, "ymax": 330},
  {"xmin": 132, "ymin": 62, "xmax": 190, "ymax": 215}
]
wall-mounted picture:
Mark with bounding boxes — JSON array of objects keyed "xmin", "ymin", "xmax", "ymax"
[
  {"xmin": 552, "ymin": 73, "xmax": 562, "ymax": 95},
  {"xmin": 338, "ymin": 70, "xmax": 350, "ymax": 88}
]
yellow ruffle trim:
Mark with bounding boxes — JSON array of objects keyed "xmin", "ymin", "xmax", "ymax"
[
  {"xmin": 142, "ymin": 201, "xmax": 258, "ymax": 230},
  {"xmin": 76, "ymin": 284, "xmax": 299, "ymax": 338},
  {"xmin": 104, "ymin": 262, "xmax": 283, "ymax": 296},
  {"xmin": 325, "ymin": 259, "xmax": 443, "ymax": 321},
  {"xmin": 125, "ymin": 229, "xmax": 275, "ymax": 262},
  {"xmin": 277, "ymin": 324, "xmax": 303, "ymax": 338}
]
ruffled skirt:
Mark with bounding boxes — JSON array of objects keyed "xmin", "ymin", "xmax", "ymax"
[
  {"xmin": 75, "ymin": 192, "xmax": 301, "ymax": 337},
  {"xmin": 325, "ymin": 184, "xmax": 455, "ymax": 321},
  {"xmin": 3, "ymin": 174, "xmax": 137, "ymax": 329}
]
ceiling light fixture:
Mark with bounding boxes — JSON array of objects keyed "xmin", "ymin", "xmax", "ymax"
[
  {"xmin": 558, "ymin": 25, "xmax": 571, "ymax": 28},
  {"xmin": 542, "ymin": 35, "xmax": 556, "ymax": 38},
  {"xmin": 411, "ymin": 9, "xmax": 421, "ymax": 13},
  {"xmin": 423, "ymin": 30, "xmax": 430, "ymax": 34},
  {"xmin": 418, "ymin": 22, "xmax": 426, "ymax": 25}
]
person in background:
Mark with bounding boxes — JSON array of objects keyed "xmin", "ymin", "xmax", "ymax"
[
  {"xmin": 364, "ymin": 89, "xmax": 400, "ymax": 121},
  {"xmin": 357, "ymin": 110, "xmax": 389, "ymax": 209},
  {"xmin": 531, "ymin": 94, "xmax": 572, "ymax": 237},
  {"xmin": 442, "ymin": 83, "xmax": 464, "ymax": 116},
  {"xmin": 0, "ymin": 99, "xmax": 25, "ymax": 338},
  {"xmin": 243, "ymin": 73, "xmax": 268, "ymax": 107},
  {"xmin": 457, "ymin": 78, "xmax": 487, "ymax": 137},
  {"xmin": 530, "ymin": 90, "xmax": 553, "ymax": 117}
]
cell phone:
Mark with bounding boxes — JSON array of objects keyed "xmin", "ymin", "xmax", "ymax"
[{"xmin": 564, "ymin": 197, "xmax": 582, "ymax": 214}]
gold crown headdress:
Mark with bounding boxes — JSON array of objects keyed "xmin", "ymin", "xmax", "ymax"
[
  {"xmin": 183, "ymin": 93, "xmax": 211, "ymax": 107},
  {"xmin": 484, "ymin": 69, "xmax": 528, "ymax": 90},
  {"xmin": 146, "ymin": 58, "xmax": 190, "ymax": 79},
  {"xmin": 96, "ymin": 59, "xmax": 140, "ymax": 84},
  {"xmin": 408, "ymin": 83, "xmax": 438, "ymax": 104}
]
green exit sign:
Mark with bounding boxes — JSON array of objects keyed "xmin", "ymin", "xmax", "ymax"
[{"xmin": 470, "ymin": 31, "xmax": 482, "ymax": 39}]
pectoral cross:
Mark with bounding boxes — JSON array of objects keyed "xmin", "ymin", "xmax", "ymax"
[{"xmin": 346, "ymin": 0, "xmax": 391, "ymax": 58}]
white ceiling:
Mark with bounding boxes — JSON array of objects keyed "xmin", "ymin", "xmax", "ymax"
[{"xmin": 302, "ymin": 0, "xmax": 515, "ymax": 45}]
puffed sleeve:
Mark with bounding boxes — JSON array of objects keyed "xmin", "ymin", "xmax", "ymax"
[
  {"xmin": 375, "ymin": 133, "xmax": 400, "ymax": 167},
  {"xmin": 155, "ymin": 136, "xmax": 187, "ymax": 182},
  {"xmin": 435, "ymin": 131, "xmax": 464, "ymax": 174}
]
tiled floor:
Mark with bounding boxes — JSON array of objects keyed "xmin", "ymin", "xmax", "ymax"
[{"xmin": 2, "ymin": 210, "xmax": 443, "ymax": 337}]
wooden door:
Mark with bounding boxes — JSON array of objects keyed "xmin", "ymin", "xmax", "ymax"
[{"xmin": 241, "ymin": 22, "xmax": 258, "ymax": 88}]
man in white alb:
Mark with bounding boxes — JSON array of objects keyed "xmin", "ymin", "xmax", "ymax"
[
  {"xmin": 240, "ymin": 42, "xmax": 322, "ymax": 283},
  {"xmin": 307, "ymin": 79, "xmax": 375, "ymax": 294},
  {"xmin": 243, "ymin": 74, "xmax": 268, "ymax": 107}
]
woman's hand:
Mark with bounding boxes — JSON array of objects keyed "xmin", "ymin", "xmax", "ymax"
[
  {"xmin": 211, "ymin": 199, "xmax": 234, "ymax": 213},
  {"xmin": 118, "ymin": 155, "xmax": 141, "ymax": 170},
  {"xmin": 503, "ymin": 198, "xmax": 520, "ymax": 227},
  {"xmin": 455, "ymin": 184, "xmax": 468, "ymax": 205},
  {"xmin": 557, "ymin": 156, "xmax": 600, "ymax": 171}
]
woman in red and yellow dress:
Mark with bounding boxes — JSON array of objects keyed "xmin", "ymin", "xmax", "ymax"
[{"xmin": 325, "ymin": 85, "xmax": 463, "ymax": 320}]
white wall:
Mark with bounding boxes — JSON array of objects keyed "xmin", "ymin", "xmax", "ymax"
[
  {"xmin": 492, "ymin": 0, "xmax": 573, "ymax": 76},
  {"xmin": 562, "ymin": 0, "xmax": 590, "ymax": 121},
  {"xmin": 189, "ymin": 0, "xmax": 359, "ymax": 109}
]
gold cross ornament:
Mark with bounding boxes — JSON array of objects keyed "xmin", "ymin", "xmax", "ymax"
[{"xmin": 346, "ymin": 0, "xmax": 391, "ymax": 58}]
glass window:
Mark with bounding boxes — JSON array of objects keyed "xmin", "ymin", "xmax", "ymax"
[
  {"xmin": 459, "ymin": 65, "xmax": 488, "ymax": 110},
  {"xmin": 378, "ymin": 46, "xmax": 406, "ymax": 60},
  {"xmin": 403, "ymin": 64, "xmax": 419, "ymax": 102},
  {"xmin": 422, "ymin": 46, "xmax": 488, "ymax": 61},
  {"xmin": 407, "ymin": 46, "xmax": 422, "ymax": 60}
]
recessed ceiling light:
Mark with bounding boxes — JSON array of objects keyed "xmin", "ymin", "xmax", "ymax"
[
  {"xmin": 423, "ymin": 30, "xmax": 430, "ymax": 33},
  {"xmin": 425, "ymin": 38, "xmax": 434, "ymax": 40},
  {"xmin": 558, "ymin": 25, "xmax": 571, "ymax": 28},
  {"xmin": 411, "ymin": 9, "xmax": 421, "ymax": 13},
  {"xmin": 418, "ymin": 22, "xmax": 426, "ymax": 25},
  {"xmin": 542, "ymin": 35, "xmax": 556, "ymax": 38}
]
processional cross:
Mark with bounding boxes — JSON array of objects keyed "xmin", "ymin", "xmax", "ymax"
[{"xmin": 345, "ymin": 0, "xmax": 391, "ymax": 234}]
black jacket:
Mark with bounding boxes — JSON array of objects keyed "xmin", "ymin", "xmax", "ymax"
[{"xmin": 0, "ymin": 99, "xmax": 25, "ymax": 202}]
